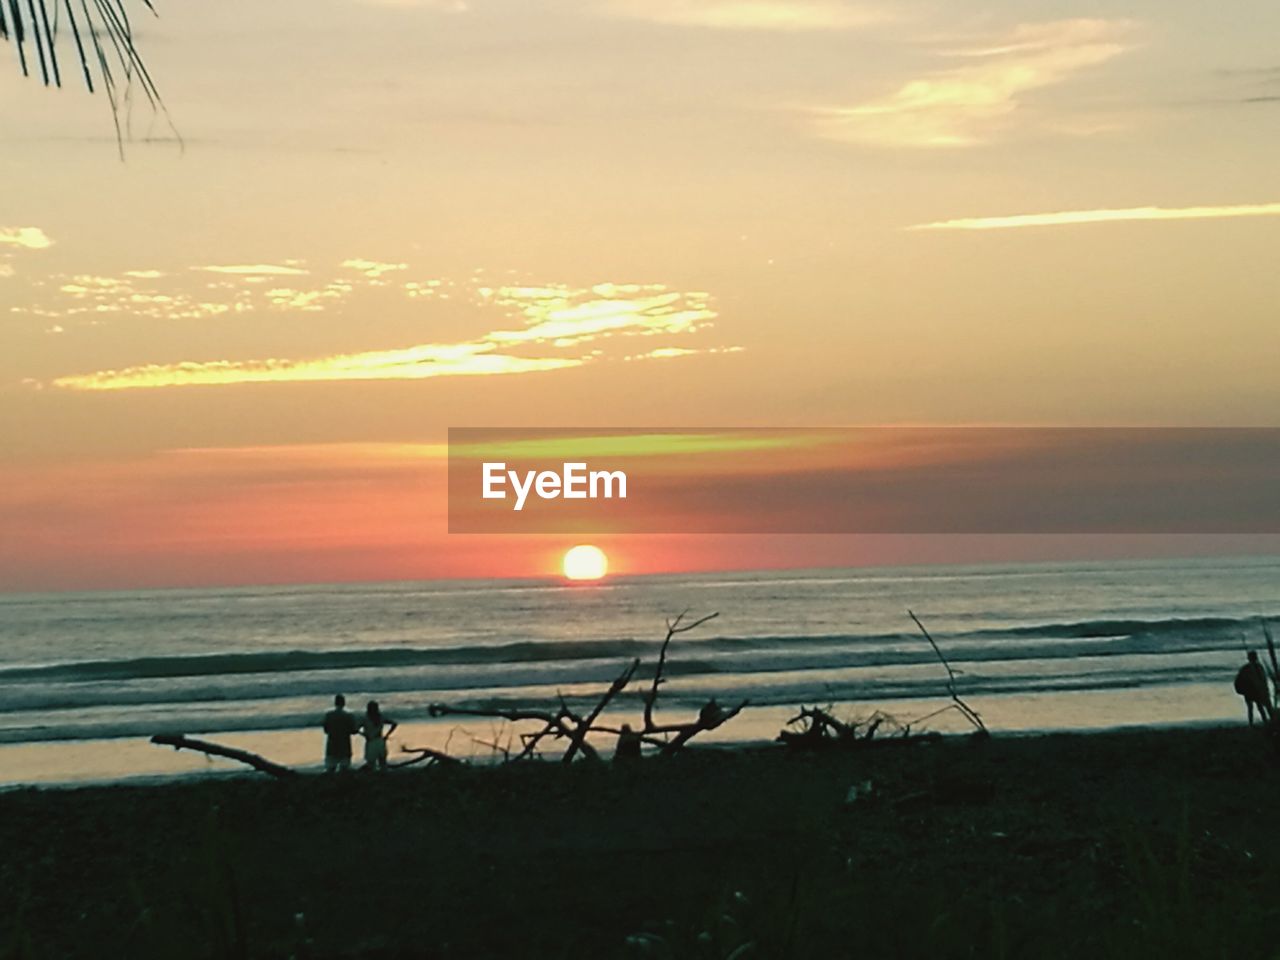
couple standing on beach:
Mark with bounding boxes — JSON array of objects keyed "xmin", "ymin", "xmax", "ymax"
[{"xmin": 322, "ymin": 694, "xmax": 399, "ymax": 772}]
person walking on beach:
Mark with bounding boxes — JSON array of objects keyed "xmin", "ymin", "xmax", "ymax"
[
  {"xmin": 1234, "ymin": 651, "xmax": 1273, "ymax": 726},
  {"xmin": 361, "ymin": 700, "xmax": 398, "ymax": 771},
  {"xmin": 322, "ymin": 694, "xmax": 360, "ymax": 772}
]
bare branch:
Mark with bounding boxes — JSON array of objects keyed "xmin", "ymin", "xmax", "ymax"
[
  {"xmin": 429, "ymin": 702, "xmax": 600, "ymax": 762},
  {"xmin": 645, "ymin": 610, "xmax": 719, "ymax": 729},
  {"xmin": 150, "ymin": 734, "xmax": 296, "ymax": 779},
  {"xmin": 562, "ymin": 658, "xmax": 639, "ymax": 764},
  {"xmin": 391, "ymin": 745, "xmax": 464, "ymax": 769},
  {"xmin": 908, "ymin": 610, "xmax": 987, "ymax": 735}
]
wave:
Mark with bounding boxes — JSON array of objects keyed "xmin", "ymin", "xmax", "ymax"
[
  {"xmin": 986, "ymin": 615, "xmax": 1262, "ymax": 639},
  {"xmin": 0, "ymin": 660, "xmax": 1233, "ymax": 744},
  {"xmin": 0, "ymin": 613, "xmax": 1269, "ymax": 686}
]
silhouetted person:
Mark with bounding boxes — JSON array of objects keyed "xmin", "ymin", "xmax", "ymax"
[
  {"xmin": 614, "ymin": 723, "xmax": 642, "ymax": 762},
  {"xmin": 361, "ymin": 700, "xmax": 398, "ymax": 771},
  {"xmin": 1234, "ymin": 652, "xmax": 1273, "ymax": 726},
  {"xmin": 322, "ymin": 694, "xmax": 360, "ymax": 772}
]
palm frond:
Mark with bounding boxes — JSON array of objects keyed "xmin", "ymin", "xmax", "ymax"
[{"xmin": 4, "ymin": 0, "xmax": 174, "ymax": 150}]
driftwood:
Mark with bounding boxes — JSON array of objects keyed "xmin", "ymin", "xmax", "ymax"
[
  {"xmin": 1257, "ymin": 620, "xmax": 1280, "ymax": 757},
  {"xmin": 391, "ymin": 745, "xmax": 464, "ymax": 769},
  {"xmin": 429, "ymin": 700, "xmax": 605, "ymax": 762},
  {"xmin": 430, "ymin": 611, "xmax": 745, "ymax": 763},
  {"xmin": 779, "ymin": 707, "xmax": 881, "ymax": 747},
  {"xmin": 563, "ymin": 658, "xmax": 640, "ymax": 763},
  {"xmin": 778, "ymin": 611, "xmax": 991, "ymax": 750},
  {"xmin": 778, "ymin": 706, "xmax": 948, "ymax": 750},
  {"xmin": 1262, "ymin": 620, "xmax": 1279, "ymax": 704},
  {"xmin": 908, "ymin": 610, "xmax": 988, "ymax": 736},
  {"xmin": 150, "ymin": 734, "xmax": 298, "ymax": 779},
  {"xmin": 644, "ymin": 612, "xmax": 719, "ymax": 729}
]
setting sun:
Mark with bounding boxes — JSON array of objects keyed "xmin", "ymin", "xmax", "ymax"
[{"xmin": 562, "ymin": 544, "xmax": 608, "ymax": 581}]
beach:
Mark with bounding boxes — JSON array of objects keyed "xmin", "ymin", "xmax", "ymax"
[{"xmin": 4, "ymin": 724, "xmax": 1278, "ymax": 959}]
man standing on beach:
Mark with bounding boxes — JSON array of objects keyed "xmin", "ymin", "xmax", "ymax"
[
  {"xmin": 323, "ymin": 694, "xmax": 360, "ymax": 772},
  {"xmin": 1234, "ymin": 652, "xmax": 1273, "ymax": 726}
]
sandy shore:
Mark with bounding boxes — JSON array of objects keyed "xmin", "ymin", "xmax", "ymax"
[{"xmin": 2, "ymin": 725, "xmax": 1278, "ymax": 959}]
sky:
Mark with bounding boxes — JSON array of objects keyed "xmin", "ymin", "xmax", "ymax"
[{"xmin": 2, "ymin": 0, "xmax": 1279, "ymax": 590}]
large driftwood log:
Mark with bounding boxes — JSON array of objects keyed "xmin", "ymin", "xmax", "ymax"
[
  {"xmin": 150, "ymin": 734, "xmax": 297, "ymax": 779},
  {"xmin": 391, "ymin": 745, "xmax": 465, "ymax": 769}
]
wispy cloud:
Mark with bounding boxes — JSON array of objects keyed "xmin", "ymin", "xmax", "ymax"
[
  {"xmin": 604, "ymin": 0, "xmax": 885, "ymax": 32},
  {"xmin": 813, "ymin": 19, "xmax": 1134, "ymax": 147},
  {"xmin": 52, "ymin": 345, "xmax": 580, "ymax": 390},
  {"xmin": 14, "ymin": 261, "xmax": 364, "ymax": 323},
  {"xmin": 486, "ymin": 285, "xmax": 714, "ymax": 346},
  {"xmin": 910, "ymin": 201, "xmax": 1280, "ymax": 231},
  {"xmin": 0, "ymin": 227, "xmax": 53, "ymax": 250},
  {"xmin": 48, "ymin": 282, "xmax": 725, "ymax": 391},
  {"xmin": 197, "ymin": 264, "xmax": 310, "ymax": 276}
]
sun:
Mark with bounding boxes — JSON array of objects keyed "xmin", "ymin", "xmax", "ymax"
[{"xmin": 562, "ymin": 544, "xmax": 608, "ymax": 581}]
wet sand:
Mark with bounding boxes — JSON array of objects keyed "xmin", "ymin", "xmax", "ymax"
[{"xmin": 2, "ymin": 725, "xmax": 1278, "ymax": 959}]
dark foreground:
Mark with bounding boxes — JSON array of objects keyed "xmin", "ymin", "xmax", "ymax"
[{"xmin": 3, "ymin": 726, "xmax": 1279, "ymax": 959}]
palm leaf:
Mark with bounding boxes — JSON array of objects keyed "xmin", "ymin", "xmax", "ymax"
[{"xmin": 4, "ymin": 0, "xmax": 173, "ymax": 149}]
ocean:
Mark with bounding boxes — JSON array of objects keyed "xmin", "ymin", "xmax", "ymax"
[{"xmin": 0, "ymin": 556, "xmax": 1276, "ymax": 786}]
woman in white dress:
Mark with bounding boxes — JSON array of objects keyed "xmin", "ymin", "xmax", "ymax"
[{"xmin": 361, "ymin": 700, "xmax": 398, "ymax": 771}]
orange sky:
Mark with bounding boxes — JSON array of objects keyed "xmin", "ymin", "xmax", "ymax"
[{"xmin": 2, "ymin": 0, "xmax": 1279, "ymax": 590}]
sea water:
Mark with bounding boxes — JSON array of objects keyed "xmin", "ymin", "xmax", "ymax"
[{"xmin": 0, "ymin": 556, "xmax": 1276, "ymax": 786}]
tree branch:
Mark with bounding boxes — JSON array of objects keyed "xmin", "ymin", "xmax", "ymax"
[
  {"xmin": 150, "ymin": 734, "xmax": 297, "ymax": 779},
  {"xmin": 562, "ymin": 658, "xmax": 640, "ymax": 764},
  {"xmin": 644, "ymin": 610, "xmax": 718, "ymax": 730},
  {"xmin": 908, "ymin": 610, "xmax": 988, "ymax": 735}
]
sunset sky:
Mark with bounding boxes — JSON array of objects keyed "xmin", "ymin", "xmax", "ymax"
[{"xmin": 2, "ymin": 0, "xmax": 1278, "ymax": 590}]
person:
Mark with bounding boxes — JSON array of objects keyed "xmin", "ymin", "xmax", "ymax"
[
  {"xmin": 1234, "ymin": 651, "xmax": 1273, "ymax": 726},
  {"xmin": 360, "ymin": 700, "xmax": 398, "ymax": 771},
  {"xmin": 614, "ymin": 723, "xmax": 642, "ymax": 762},
  {"xmin": 322, "ymin": 694, "xmax": 360, "ymax": 772}
]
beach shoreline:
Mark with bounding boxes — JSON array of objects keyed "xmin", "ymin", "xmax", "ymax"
[
  {"xmin": 0, "ymin": 712, "xmax": 1244, "ymax": 793},
  {"xmin": 4, "ymin": 723, "xmax": 1279, "ymax": 958}
]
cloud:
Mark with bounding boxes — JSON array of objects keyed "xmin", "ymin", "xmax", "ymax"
[
  {"xmin": 604, "ymin": 0, "xmax": 885, "ymax": 31},
  {"xmin": 48, "ymin": 282, "xmax": 726, "ymax": 390},
  {"xmin": 0, "ymin": 226, "xmax": 53, "ymax": 250},
  {"xmin": 342, "ymin": 258, "xmax": 408, "ymax": 280},
  {"xmin": 197, "ymin": 264, "xmax": 310, "ymax": 276},
  {"xmin": 487, "ymin": 286, "xmax": 715, "ymax": 346},
  {"xmin": 51, "ymin": 345, "xmax": 581, "ymax": 391},
  {"xmin": 909, "ymin": 201, "xmax": 1280, "ymax": 231},
  {"xmin": 813, "ymin": 19, "xmax": 1133, "ymax": 147}
]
